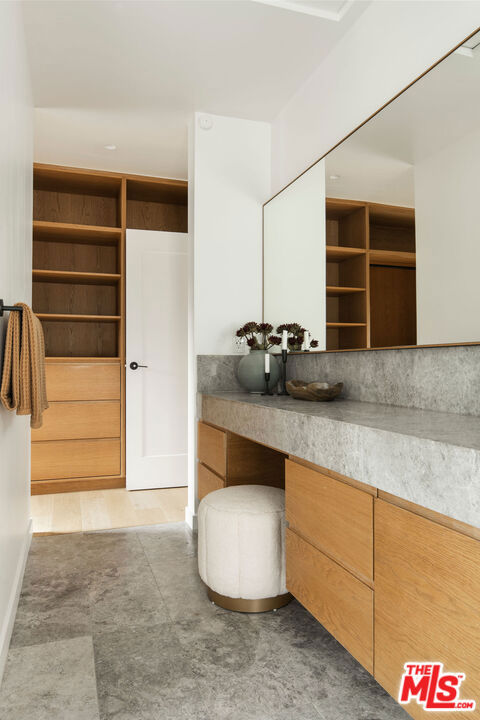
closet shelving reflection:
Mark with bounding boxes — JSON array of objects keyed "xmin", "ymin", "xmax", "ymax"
[
  {"xmin": 325, "ymin": 197, "xmax": 416, "ymax": 351},
  {"xmin": 31, "ymin": 163, "xmax": 188, "ymax": 495}
]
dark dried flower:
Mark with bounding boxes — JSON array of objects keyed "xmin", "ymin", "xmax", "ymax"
[
  {"xmin": 236, "ymin": 328, "xmax": 245, "ymax": 337},
  {"xmin": 258, "ymin": 323, "xmax": 273, "ymax": 334},
  {"xmin": 310, "ymin": 340, "xmax": 319, "ymax": 348},
  {"xmin": 242, "ymin": 322, "xmax": 258, "ymax": 333},
  {"xmin": 268, "ymin": 335, "xmax": 282, "ymax": 346},
  {"xmin": 246, "ymin": 337, "xmax": 257, "ymax": 347}
]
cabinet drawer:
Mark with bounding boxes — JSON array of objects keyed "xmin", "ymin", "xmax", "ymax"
[
  {"xmin": 198, "ymin": 462, "xmax": 225, "ymax": 502},
  {"xmin": 32, "ymin": 401, "xmax": 120, "ymax": 442},
  {"xmin": 197, "ymin": 421, "xmax": 226, "ymax": 477},
  {"xmin": 286, "ymin": 459, "xmax": 373, "ymax": 582},
  {"xmin": 375, "ymin": 499, "xmax": 480, "ymax": 717},
  {"xmin": 32, "ymin": 438, "xmax": 121, "ymax": 480},
  {"xmin": 45, "ymin": 363, "xmax": 120, "ymax": 401},
  {"xmin": 286, "ymin": 528, "xmax": 373, "ymax": 674}
]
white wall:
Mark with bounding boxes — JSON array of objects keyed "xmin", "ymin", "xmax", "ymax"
[
  {"xmin": 271, "ymin": 1, "xmax": 480, "ymax": 194},
  {"xmin": 0, "ymin": 4, "xmax": 33, "ymax": 683},
  {"xmin": 264, "ymin": 160, "xmax": 326, "ymax": 346},
  {"xmin": 415, "ymin": 126, "xmax": 480, "ymax": 344},
  {"xmin": 192, "ymin": 112, "xmax": 271, "ymax": 355}
]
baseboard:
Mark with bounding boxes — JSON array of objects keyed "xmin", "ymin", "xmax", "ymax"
[
  {"xmin": 31, "ymin": 475, "xmax": 126, "ymax": 495},
  {"xmin": 0, "ymin": 518, "xmax": 32, "ymax": 685},
  {"xmin": 185, "ymin": 504, "xmax": 197, "ymax": 531}
]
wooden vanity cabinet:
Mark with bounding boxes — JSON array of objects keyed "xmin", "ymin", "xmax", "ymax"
[
  {"xmin": 197, "ymin": 421, "xmax": 286, "ymax": 502},
  {"xmin": 198, "ymin": 419, "xmax": 480, "ymax": 718},
  {"xmin": 285, "ymin": 459, "xmax": 374, "ymax": 583},
  {"xmin": 286, "ymin": 529, "xmax": 374, "ymax": 673},
  {"xmin": 374, "ymin": 499, "xmax": 480, "ymax": 719},
  {"xmin": 285, "ymin": 459, "xmax": 374, "ymax": 673}
]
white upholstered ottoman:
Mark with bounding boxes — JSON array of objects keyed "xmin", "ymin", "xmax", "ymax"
[{"xmin": 197, "ymin": 484, "xmax": 292, "ymax": 612}]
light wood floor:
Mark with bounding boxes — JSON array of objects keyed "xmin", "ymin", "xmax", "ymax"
[{"xmin": 31, "ymin": 486, "xmax": 188, "ymax": 535}]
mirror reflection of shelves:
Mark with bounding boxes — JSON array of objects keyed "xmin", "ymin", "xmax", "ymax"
[
  {"xmin": 325, "ymin": 198, "xmax": 416, "ymax": 351},
  {"xmin": 326, "ymin": 199, "xmax": 368, "ymax": 350},
  {"xmin": 368, "ymin": 203, "xmax": 416, "ymax": 348}
]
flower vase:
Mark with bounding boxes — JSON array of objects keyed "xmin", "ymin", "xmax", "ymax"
[{"xmin": 237, "ymin": 349, "xmax": 280, "ymax": 393}]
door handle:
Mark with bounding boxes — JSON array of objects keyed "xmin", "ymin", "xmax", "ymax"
[{"xmin": 129, "ymin": 361, "xmax": 148, "ymax": 370}]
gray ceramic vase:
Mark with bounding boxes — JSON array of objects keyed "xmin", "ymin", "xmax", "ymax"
[{"xmin": 237, "ymin": 350, "xmax": 280, "ymax": 393}]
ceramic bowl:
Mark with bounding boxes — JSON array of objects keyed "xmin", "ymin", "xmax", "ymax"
[{"xmin": 286, "ymin": 379, "xmax": 343, "ymax": 402}]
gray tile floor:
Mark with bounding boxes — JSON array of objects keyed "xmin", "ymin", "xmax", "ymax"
[{"xmin": 0, "ymin": 523, "xmax": 409, "ymax": 720}]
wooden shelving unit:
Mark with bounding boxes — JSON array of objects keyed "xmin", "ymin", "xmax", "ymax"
[
  {"xmin": 326, "ymin": 286, "xmax": 365, "ymax": 296},
  {"xmin": 326, "ymin": 246, "xmax": 366, "ymax": 262},
  {"xmin": 33, "ymin": 269, "xmax": 121, "ymax": 285},
  {"xmin": 325, "ymin": 199, "xmax": 369, "ymax": 350},
  {"xmin": 31, "ymin": 163, "xmax": 188, "ymax": 495},
  {"xmin": 327, "ymin": 322, "xmax": 367, "ymax": 328},
  {"xmin": 33, "ymin": 220, "xmax": 122, "ymax": 244},
  {"xmin": 325, "ymin": 198, "xmax": 416, "ymax": 351},
  {"xmin": 36, "ymin": 313, "xmax": 121, "ymax": 322},
  {"xmin": 369, "ymin": 249, "xmax": 416, "ymax": 268}
]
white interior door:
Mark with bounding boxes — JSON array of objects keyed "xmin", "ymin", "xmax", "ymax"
[{"xmin": 126, "ymin": 230, "xmax": 188, "ymax": 490}]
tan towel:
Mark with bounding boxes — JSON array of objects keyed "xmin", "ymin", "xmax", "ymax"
[{"xmin": 1, "ymin": 303, "xmax": 49, "ymax": 428}]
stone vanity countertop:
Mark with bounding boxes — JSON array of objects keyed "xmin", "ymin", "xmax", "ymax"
[{"xmin": 200, "ymin": 392, "xmax": 480, "ymax": 529}]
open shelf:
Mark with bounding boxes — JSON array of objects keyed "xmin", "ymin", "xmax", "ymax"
[
  {"xmin": 369, "ymin": 203, "xmax": 415, "ymax": 254},
  {"xmin": 325, "ymin": 198, "xmax": 368, "ymax": 350},
  {"xmin": 36, "ymin": 313, "xmax": 121, "ymax": 322},
  {"xmin": 326, "ymin": 199, "xmax": 367, "ymax": 249},
  {"xmin": 369, "ymin": 250, "xmax": 416, "ymax": 267},
  {"xmin": 126, "ymin": 176, "xmax": 188, "ymax": 232},
  {"xmin": 39, "ymin": 319, "xmax": 119, "ymax": 357},
  {"xmin": 34, "ymin": 165, "xmax": 122, "ymax": 228},
  {"xmin": 33, "ymin": 269, "xmax": 121, "ymax": 286},
  {"xmin": 368, "ymin": 203, "xmax": 415, "ymax": 227},
  {"xmin": 33, "ymin": 221, "xmax": 121, "ymax": 245},
  {"xmin": 326, "ymin": 286, "xmax": 365, "ymax": 296},
  {"xmin": 326, "ymin": 245, "xmax": 366, "ymax": 262}
]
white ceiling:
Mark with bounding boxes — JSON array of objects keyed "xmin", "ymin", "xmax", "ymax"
[
  {"xmin": 22, "ymin": 0, "xmax": 368, "ymax": 179},
  {"xmin": 325, "ymin": 30, "xmax": 480, "ymax": 206}
]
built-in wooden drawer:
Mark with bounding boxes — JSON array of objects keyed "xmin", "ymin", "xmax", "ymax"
[
  {"xmin": 286, "ymin": 459, "xmax": 374, "ymax": 583},
  {"xmin": 32, "ymin": 401, "xmax": 120, "ymax": 442},
  {"xmin": 198, "ymin": 462, "xmax": 225, "ymax": 502},
  {"xmin": 375, "ymin": 499, "xmax": 480, "ymax": 717},
  {"xmin": 286, "ymin": 528, "xmax": 373, "ymax": 674},
  {"xmin": 32, "ymin": 438, "xmax": 121, "ymax": 480},
  {"xmin": 45, "ymin": 362, "xmax": 121, "ymax": 401},
  {"xmin": 197, "ymin": 421, "xmax": 227, "ymax": 477}
]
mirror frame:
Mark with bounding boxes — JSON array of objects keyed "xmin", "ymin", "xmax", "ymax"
[{"xmin": 262, "ymin": 25, "xmax": 480, "ymax": 354}]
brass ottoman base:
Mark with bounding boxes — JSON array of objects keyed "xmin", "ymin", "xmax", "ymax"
[{"xmin": 207, "ymin": 586, "xmax": 292, "ymax": 613}]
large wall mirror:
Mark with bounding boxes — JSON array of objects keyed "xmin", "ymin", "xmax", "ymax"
[{"xmin": 264, "ymin": 29, "xmax": 480, "ymax": 351}]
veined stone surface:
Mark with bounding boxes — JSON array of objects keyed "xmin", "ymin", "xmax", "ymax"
[{"xmin": 201, "ymin": 392, "xmax": 480, "ymax": 529}]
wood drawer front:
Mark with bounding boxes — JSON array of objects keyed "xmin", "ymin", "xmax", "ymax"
[
  {"xmin": 46, "ymin": 363, "xmax": 120, "ymax": 401},
  {"xmin": 32, "ymin": 401, "xmax": 120, "ymax": 442},
  {"xmin": 198, "ymin": 463, "xmax": 225, "ymax": 502},
  {"xmin": 286, "ymin": 459, "xmax": 373, "ymax": 582},
  {"xmin": 197, "ymin": 422, "xmax": 226, "ymax": 477},
  {"xmin": 286, "ymin": 529, "xmax": 373, "ymax": 674},
  {"xmin": 32, "ymin": 438, "xmax": 121, "ymax": 481},
  {"xmin": 375, "ymin": 499, "xmax": 480, "ymax": 719}
]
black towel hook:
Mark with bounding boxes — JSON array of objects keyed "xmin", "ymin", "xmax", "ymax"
[{"xmin": 0, "ymin": 299, "xmax": 23, "ymax": 317}]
